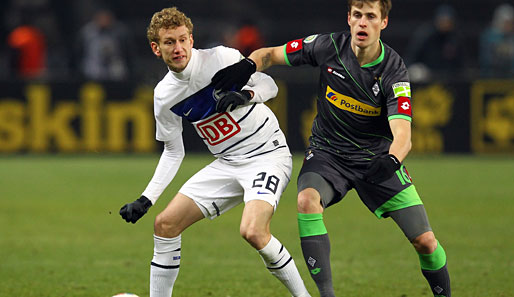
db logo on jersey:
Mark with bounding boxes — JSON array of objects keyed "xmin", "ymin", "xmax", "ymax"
[
  {"xmin": 397, "ymin": 96, "xmax": 412, "ymax": 116},
  {"xmin": 196, "ymin": 113, "xmax": 241, "ymax": 145},
  {"xmin": 286, "ymin": 39, "xmax": 303, "ymax": 53}
]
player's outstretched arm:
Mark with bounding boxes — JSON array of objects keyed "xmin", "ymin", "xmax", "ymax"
[
  {"xmin": 119, "ymin": 138, "xmax": 185, "ymax": 223},
  {"xmin": 211, "ymin": 46, "xmax": 285, "ymax": 91},
  {"xmin": 248, "ymin": 45, "xmax": 286, "ymax": 72},
  {"xmin": 211, "ymin": 57, "xmax": 256, "ymax": 91}
]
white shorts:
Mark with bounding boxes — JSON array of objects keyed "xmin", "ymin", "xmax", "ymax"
[{"xmin": 179, "ymin": 155, "xmax": 292, "ymax": 220}]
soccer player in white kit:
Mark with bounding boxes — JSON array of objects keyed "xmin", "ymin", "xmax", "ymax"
[{"xmin": 118, "ymin": 7, "xmax": 311, "ymax": 297}]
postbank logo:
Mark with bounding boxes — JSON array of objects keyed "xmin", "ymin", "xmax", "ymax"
[
  {"xmin": 195, "ymin": 112, "xmax": 241, "ymax": 145},
  {"xmin": 325, "ymin": 85, "xmax": 381, "ymax": 116}
]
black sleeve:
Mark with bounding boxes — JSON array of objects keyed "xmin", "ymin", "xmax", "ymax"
[
  {"xmin": 382, "ymin": 56, "xmax": 413, "ymax": 121},
  {"xmin": 283, "ymin": 33, "xmax": 333, "ymax": 67}
]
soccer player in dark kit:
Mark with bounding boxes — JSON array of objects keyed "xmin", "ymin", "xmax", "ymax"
[{"xmin": 211, "ymin": 0, "xmax": 451, "ymax": 296}]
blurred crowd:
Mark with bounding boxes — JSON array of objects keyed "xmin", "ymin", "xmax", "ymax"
[
  {"xmin": 1, "ymin": 0, "xmax": 136, "ymax": 81},
  {"xmin": 0, "ymin": 0, "xmax": 512, "ymax": 82},
  {"xmin": 405, "ymin": 3, "xmax": 514, "ymax": 82}
]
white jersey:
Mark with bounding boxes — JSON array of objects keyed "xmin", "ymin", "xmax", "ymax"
[
  {"xmin": 141, "ymin": 46, "xmax": 291, "ymax": 204},
  {"xmin": 153, "ymin": 46, "xmax": 290, "ymax": 163}
]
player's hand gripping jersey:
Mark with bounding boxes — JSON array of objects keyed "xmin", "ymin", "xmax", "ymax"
[
  {"xmin": 154, "ymin": 46, "xmax": 290, "ymax": 163},
  {"xmin": 284, "ymin": 32, "xmax": 412, "ymax": 160}
]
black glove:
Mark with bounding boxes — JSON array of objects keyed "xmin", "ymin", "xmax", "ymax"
[
  {"xmin": 211, "ymin": 57, "xmax": 256, "ymax": 91},
  {"xmin": 364, "ymin": 154, "xmax": 401, "ymax": 184},
  {"xmin": 119, "ymin": 195, "xmax": 152, "ymax": 224},
  {"xmin": 216, "ymin": 90, "xmax": 252, "ymax": 113}
]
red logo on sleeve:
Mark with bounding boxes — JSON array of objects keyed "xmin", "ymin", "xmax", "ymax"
[
  {"xmin": 397, "ymin": 97, "xmax": 412, "ymax": 116},
  {"xmin": 285, "ymin": 39, "xmax": 303, "ymax": 54}
]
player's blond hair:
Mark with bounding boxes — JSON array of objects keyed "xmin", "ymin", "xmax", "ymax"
[
  {"xmin": 348, "ymin": 0, "xmax": 392, "ymax": 19},
  {"xmin": 146, "ymin": 7, "xmax": 194, "ymax": 44}
]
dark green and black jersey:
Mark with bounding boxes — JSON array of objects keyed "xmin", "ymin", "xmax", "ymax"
[{"xmin": 284, "ymin": 31, "xmax": 412, "ymax": 161}]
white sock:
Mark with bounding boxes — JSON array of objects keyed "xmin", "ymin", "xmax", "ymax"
[
  {"xmin": 258, "ymin": 236, "xmax": 311, "ymax": 297},
  {"xmin": 150, "ymin": 234, "xmax": 181, "ymax": 297}
]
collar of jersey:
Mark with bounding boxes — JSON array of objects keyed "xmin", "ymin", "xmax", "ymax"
[
  {"xmin": 331, "ymin": 33, "xmax": 379, "ymax": 105},
  {"xmin": 169, "ymin": 48, "xmax": 197, "ymax": 81},
  {"xmin": 361, "ymin": 40, "xmax": 385, "ymax": 68}
]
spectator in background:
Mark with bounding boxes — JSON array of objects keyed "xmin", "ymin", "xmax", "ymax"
[
  {"xmin": 479, "ymin": 3, "xmax": 514, "ymax": 78},
  {"xmin": 231, "ymin": 20, "xmax": 265, "ymax": 57},
  {"xmin": 405, "ymin": 4, "xmax": 465, "ymax": 82},
  {"xmin": 216, "ymin": 20, "xmax": 265, "ymax": 57},
  {"xmin": 7, "ymin": 24, "xmax": 47, "ymax": 78},
  {"xmin": 4, "ymin": 0, "xmax": 71, "ymax": 80},
  {"xmin": 76, "ymin": 8, "xmax": 135, "ymax": 81}
]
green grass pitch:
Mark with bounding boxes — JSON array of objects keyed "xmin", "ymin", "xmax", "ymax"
[{"xmin": 1, "ymin": 154, "xmax": 513, "ymax": 297}]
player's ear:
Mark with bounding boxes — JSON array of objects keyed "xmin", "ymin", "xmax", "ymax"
[
  {"xmin": 381, "ymin": 16, "xmax": 388, "ymax": 30},
  {"xmin": 347, "ymin": 11, "xmax": 351, "ymax": 26},
  {"xmin": 189, "ymin": 34, "xmax": 194, "ymax": 48},
  {"xmin": 150, "ymin": 41, "xmax": 161, "ymax": 57}
]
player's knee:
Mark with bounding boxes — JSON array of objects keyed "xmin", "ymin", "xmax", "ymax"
[
  {"xmin": 154, "ymin": 213, "xmax": 181, "ymax": 238},
  {"xmin": 412, "ymin": 231, "xmax": 437, "ymax": 254},
  {"xmin": 297, "ymin": 188, "xmax": 322, "ymax": 213},
  {"xmin": 240, "ymin": 224, "xmax": 269, "ymax": 249}
]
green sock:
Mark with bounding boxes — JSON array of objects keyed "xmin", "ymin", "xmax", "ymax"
[
  {"xmin": 298, "ymin": 213, "xmax": 335, "ymax": 297},
  {"xmin": 298, "ymin": 213, "xmax": 327, "ymax": 237},
  {"xmin": 418, "ymin": 241, "xmax": 451, "ymax": 297}
]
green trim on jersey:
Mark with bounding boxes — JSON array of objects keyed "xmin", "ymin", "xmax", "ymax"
[
  {"xmin": 362, "ymin": 40, "xmax": 385, "ymax": 68},
  {"xmin": 374, "ymin": 185, "xmax": 423, "ymax": 218},
  {"xmin": 298, "ymin": 213, "xmax": 328, "ymax": 237},
  {"xmin": 329, "ymin": 109, "xmax": 392, "ymax": 156},
  {"xmin": 330, "ymin": 33, "xmax": 378, "ymax": 105},
  {"xmin": 326, "ymin": 102, "xmax": 393, "ymax": 142},
  {"xmin": 283, "ymin": 44, "xmax": 292, "ymax": 66},
  {"xmin": 418, "ymin": 241, "xmax": 447, "ymax": 271},
  {"xmin": 388, "ymin": 114, "xmax": 412, "ymax": 122}
]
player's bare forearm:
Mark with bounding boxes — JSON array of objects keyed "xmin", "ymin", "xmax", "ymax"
[
  {"xmin": 389, "ymin": 135, "xmax": 411, "ymax": 162},
  {"xmin": 248, "ymin": 49, "xmax": 272, "ymax": 71},
  {"xmin": 389, "ymin": 119, "xmax": 412, "ymax": 162},
  {"xmin": 248, "ymin": 46, "xmax": 285, "ymax": 72}
]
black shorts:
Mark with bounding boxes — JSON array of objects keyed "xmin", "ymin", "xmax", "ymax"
[{"xmin": 297, "ymin": 149, "xmax": 423, "ymax": 218}]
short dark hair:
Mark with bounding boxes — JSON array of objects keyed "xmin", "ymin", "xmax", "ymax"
[{"xmin": 347, "ymin": 0, "xmax": 392, "ymax": 19}]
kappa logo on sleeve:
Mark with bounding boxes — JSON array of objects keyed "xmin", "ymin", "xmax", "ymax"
[
  {"xmin": 397, "ymin": 96, "xmax": 412, "ymax": 116},
  {"xmin": 286, "ymin": 39, "xmax": 303, "ymax": 53}
]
